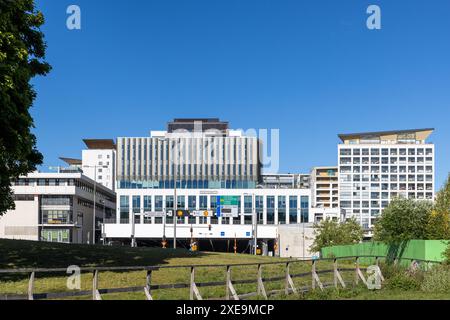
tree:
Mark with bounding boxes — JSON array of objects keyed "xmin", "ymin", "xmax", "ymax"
[
  {"xmin": 0, "ymin": 0, "xmax": 50, "ymax": 215},
  {"xmin": 310, "ymin": 218, "xmax": 364, "ymax": 253},
  {"xmin": 374, "ymin": 198, "xmax": 433, "ymax": 244},
  {"xmin": 429, "ymin": 174, "xmax": 450, "ymax": 239}
]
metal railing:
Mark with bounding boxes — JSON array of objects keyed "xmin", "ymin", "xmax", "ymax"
[{"xmin": 0, "ymin": 255, "xmax": 442, "ymax": 301}]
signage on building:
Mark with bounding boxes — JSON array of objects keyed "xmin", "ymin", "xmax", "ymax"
[
  {"xmin": 220, "ymin": 206, "xmax": 239, "ymax": 218},
  {"xmin": 216, "ymin": 196, "xmax": 239, "ymax": 218},
  {"xmin": 192, "ymin": 210, "xmax": 213, "ymax": 217},
  {"xmin": 143, "ymin": 212, "xmax": 166, "ymax": 218}
]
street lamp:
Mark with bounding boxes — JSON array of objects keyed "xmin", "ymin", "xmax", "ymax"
[{"xmin": 156, "ymin": 137, "xmax": 178, "ymax": 250}]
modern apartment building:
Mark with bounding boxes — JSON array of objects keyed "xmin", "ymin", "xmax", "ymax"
[
  {"xmin": 105, "ymin": 119, "xmax": 312, "ymax": 256},
  {"xmin": 310, "ymin": 167, "xmax": 339, "ymax": 209},
  {"xmin": 338, "ymin": 129, "xmax": 435, "ymax": 230},
  {"xmin": 0, "ymin": 171, "xmax": 116, "ymax": 244}
]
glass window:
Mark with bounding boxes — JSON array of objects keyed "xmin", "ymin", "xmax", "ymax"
[
  {"xmin": 188, "ymin": 196, "xmax": 197, "ymax": 211},
  {"xmin": 120, "ymin": 196, "xmax": 129, "ymax": 223},
  {"xmin": 301, "ymin": 196, "xmax": 309, "ymax": 223},
  {"xmin": 266, "ymin": 196, "xmax": 275, "ymax": 225},
  {"xmin": 278, "ymin": 196, "xmax": 286, "ymax": 224},
  {"xmin": 132, "ymin": 196, "xmax": 141, "ymax": 213}
]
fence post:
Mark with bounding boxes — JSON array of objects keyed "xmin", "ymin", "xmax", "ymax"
[
  {"xmin": 145, "ymin": 270, "xmax": 153, "ymax": 300},
  {"xmin": 226, "ymin": 265, "xmax": 239, "ymax": 300},
  {"xmin": 333, "ymin": 259, "xmax": 338, "ymax": 289},
  {"xmin": 257, "ymin": 264, "xmax": 268, "ymax": 299},
  {"xmin": 28, "ymin": 271, "xmax": 35, "ymax": 301},
  {"xmin": 285, "ymin": 262, "xmax": 290, "ymax": 295},
  {"xmin": 334, "ymin": 259, "xmax": 346, "ymax": 289},
  {"xmin": 92, "ymin": 270, "xmax": 102, "ymax": 300},
  {"xmin": 354, "ymin": 257, "xmax": 359, "ymax": 286},
  {"xmin": 190, "ymin": 267, "xmax": 197, "ymax": 300},
  {"xmin": 311, "ymin": 260, "xmax": 323, "ymax": 291},
  {"xmin": 226, "ymin": 266, "xmax": 230, "ymax": 300},
  {"xmin": 312, "ymin": 260, "xmax": 316, "ymax": 290}
]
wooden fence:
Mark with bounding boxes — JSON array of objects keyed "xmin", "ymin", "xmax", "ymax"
[{"xmin": 0, "ymin": 256, "xmax": 441, "ymax": 301}]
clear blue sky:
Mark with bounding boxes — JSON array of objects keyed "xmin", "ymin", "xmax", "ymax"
[{"xmin": 32, "ymin": 0, "xmax": 450, "ymax": 189}]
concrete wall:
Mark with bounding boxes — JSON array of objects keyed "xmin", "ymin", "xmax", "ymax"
[
  {"xmin": 0, "ymin": 196, "xmax": 39, "ymax": 241},
  {"xmin": 278, "ymin": 224, "xmax": 318, "ymax": 259}
]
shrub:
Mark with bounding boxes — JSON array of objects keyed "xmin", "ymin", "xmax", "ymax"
[
  {"xmin": 421, "ymin": 265, "xmax": 450, "ymax": 293},
  {"xmin": 385, "ymin": 273, "xmax": 422, "ymax": 291}
]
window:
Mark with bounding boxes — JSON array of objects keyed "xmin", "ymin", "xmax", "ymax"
[
  {"xmin": 266, "ymin": 196, "xmax": 275, "ymax": 224},
  {"xmin": 188, "ymin": 196, "xmax": 197, "ymax": 211},
  {"xmin": 278, "ymin": 196, "xmax": 286, "ymax": 224},
  {"xmin": 199, "ymin": 196, "xmax": 208, "ymax": 210},
  {"xmin": 301, "ymin": 196, "xmax": 309, "ymax": 223},
  {"xmin": 120, "ymin": 196, "xmax": 129, "ymax": 223},
  {"xmin": 289, "ymin": 196, "xmax": 297, "ymax": 224}
]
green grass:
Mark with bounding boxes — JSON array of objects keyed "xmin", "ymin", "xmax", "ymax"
[
  {"xmin": 0, "ymin": 239, "xmax": 332, "ymax": 300},
  {"xmin": 1, "ymin": 239, "xmax": 448, "ymax": 300}
]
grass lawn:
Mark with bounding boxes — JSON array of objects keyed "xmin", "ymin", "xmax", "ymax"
[
  {"xmin": 0, "ymin": 239, "xmax": 344, "ymax": 300},
  {"xmin": 1, "ymin": 239, "xmax": 448, "ymax": 300}
]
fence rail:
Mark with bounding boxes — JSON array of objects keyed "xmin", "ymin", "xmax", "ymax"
[{"xmin": 0, "ymin": 255, "xmax": 441, "ymax": 301}]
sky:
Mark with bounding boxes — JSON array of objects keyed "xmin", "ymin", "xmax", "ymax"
[{"xmin": 31, "ymin": 0, "xmax": 450, "ymax": 189}]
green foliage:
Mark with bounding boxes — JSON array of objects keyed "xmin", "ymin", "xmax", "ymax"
[
  {"xmin": 421, "ymin": 265, "xmax": 450, "ymax": 293},
  {"xmin": 385, "ymin": 270, "xmax": 423, "ymax": 291},
  {"xmin": 374, "ymin": 198, "xmax": 433, "ymax": 244},
  {"xmin": 444, "ymin": 244, "xmax": 450, "ymax": 263},
  {"xmin": 311, "ymin": 218, "xmax": 364, "ymax": 254},
  {"xmin": 428, "ymin": 174, "xmax": 450, "ymax": 240},
  {"xmin": 0, "ymin": 0, "xmax": 50, "ymax": 215}
]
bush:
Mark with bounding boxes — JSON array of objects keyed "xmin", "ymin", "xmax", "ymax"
[
  {"xmin": 421, "ymin": 265, "xmax": 450, "ymax": 293},
  {"xmin": 385, "ymin": 273, "xmax": 422, "ymax": 291},
  {"xmin": 444, "ymin": 244, "xmax": 450, "ymax": 263},
  {"xmin": 380, "ymin": 262, "xmax": 424, "ymax": 291}
]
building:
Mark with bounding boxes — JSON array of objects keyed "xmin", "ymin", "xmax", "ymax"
[
  {"xmin": 81, "ymin": 139, "xmax": 117, "ymax": 191},
  {"xmin": 0, "ymin": 171, "xmax": 116, "ymax": 244},
  {"xmin": 116, "ymin": 118, "xmax": 261, "ymax": 190},
  {"xmin": 338, "ymin": 128, "xmax": 435, "ymax": 231},
  {"xmin": 309, "ymin": 167, "xmax": 340, "ymax": 223},
  {"xmin": 310, "ymin": 167, "xmax": 339, "ymax": 209},
  {"xmin": 261, "ymin": 173, "xmax": 311, "ymax": 189},
  {"xmin": 105, "ymin": 118, "xmax": 313, "ymax": 256}
]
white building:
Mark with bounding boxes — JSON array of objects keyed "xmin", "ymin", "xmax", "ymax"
[
  {"xmin": 81, "ymin": 139, "xmax": 116, "ymax": 191},
  {"xmin": 338, "ymin": 128, "xmax": 435, "ymax": 231},
  {"xmin": 105, "ymin": 118, "xmax": 314, "ymax": 256},
  {"xmin": 0, "ymin": 171, "xmax": 116, "ymax": 244}
]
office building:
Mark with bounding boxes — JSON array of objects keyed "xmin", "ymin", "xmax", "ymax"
[
  {"xmin": 105, "ymin": 119, "xmax": 312, "ymax": 256},
  {"xmin": 338, "ymin": 129, "xmax": 435, "ymax": 230},
  {"xmin": 0, "ymin": 171, "xmax": 116, "ymax": 244}
]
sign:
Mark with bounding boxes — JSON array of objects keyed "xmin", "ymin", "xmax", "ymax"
[
  {"xmin": 192, "ymin": 210, "xmax": 213, "ymax": 217},
  {"xmin": 220, "ymin": 196, "xmax": 240, "ymax": 206},
  {"xmin": 216, "ymin": 196, "xmax": 240, "ymax": 218},
  {"xmin": 220, "ymin": 232, "xmax": 225, "ymax": 237},
  {"xmin": 246, "ymin": 232, "xmax": 251, "ymax": 237},
  {"xmin": 143, "ymin": 212, "xmax": 166, "ymax": 218},
  {"xmin": 220, "ymin": 206, "xmax": 239, "ymax": 218}
]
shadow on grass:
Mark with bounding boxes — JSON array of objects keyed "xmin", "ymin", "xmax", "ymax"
[{"xmin": 0, "ymin": 239, "xmax": 212, "ymax": 282}]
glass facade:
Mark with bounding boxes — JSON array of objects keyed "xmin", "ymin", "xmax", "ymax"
[
  {"xmin": 118, "ymin": 180, "xmax": 257, "ymax": 190},
  {"xmin": 114, "ymin": 193, "xmax": 310, "ymax": 226}
]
